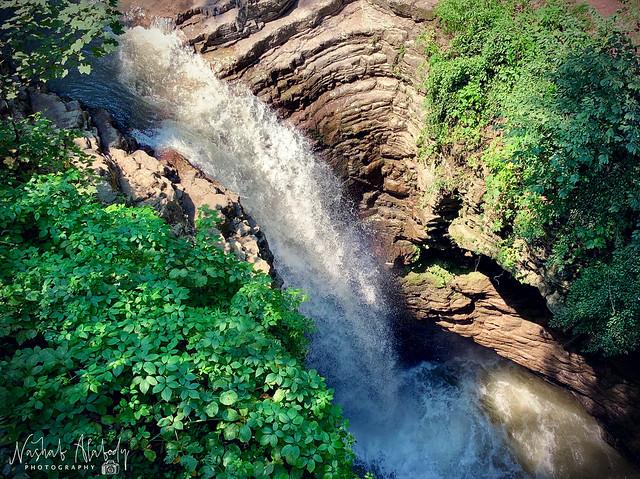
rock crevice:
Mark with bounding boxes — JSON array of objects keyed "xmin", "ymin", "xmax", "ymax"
[
  {"xmin": 114, "ymin": 0, "xmax": 640, "ymax": 460},
  {"xmin": 27, "ymin": 89, "xmax": 275, "ymax": 276}
]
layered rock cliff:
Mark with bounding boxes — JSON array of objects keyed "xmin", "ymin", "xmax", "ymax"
[
  {"xmin": 115, "ymin": 0, "xmax": 640, "ymax": 461},
  {"xmin": 25, "ymin": 89, "xmax": 275, "ymax": 275}
]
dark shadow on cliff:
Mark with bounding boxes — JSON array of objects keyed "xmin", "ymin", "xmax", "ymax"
[
  {"xmin": 538, "ymin": 317, "xmax": 640, "ymax": 467},
  {"xmin": 388, "ymin": 242, "xmax": 640, "ymax": 469},
  {"xmin": 479, "ymin": 250, "xmax": 640, "ymax": 466}
]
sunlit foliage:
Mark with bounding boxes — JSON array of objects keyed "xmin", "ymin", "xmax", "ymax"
[
  {"xmin": 423, "ymin": 0, "xmax": 640, "ymax": 355},
  {"xmin": 0, "ymin": 117, "xmax": 357, "ymax": 477},
  {"xmin": 0, "ymin": 0, "xmax": 122, "ymax": 98}
]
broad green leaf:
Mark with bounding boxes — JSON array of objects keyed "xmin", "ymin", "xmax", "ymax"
[
  {"xmin": 204, "ymin": 402, "xmax": 219, "ymax": 418},
  {"xmin": 273, "ymin": 389, "xmax": 285, "ymax": 402},
  {"xmin": 239, "ymin": 425, "xmax": 251, "ymax": 443},
  {"xmin": 281, "ymin": 445, "xmax": 300, "ymax": 465},
  {"xmin": 160, "ymin": 387, "xmax": 172, "ymax": 402},
  {"xmin": 220, "ymin": 390, "xmax": 238, "ymax": 406}
]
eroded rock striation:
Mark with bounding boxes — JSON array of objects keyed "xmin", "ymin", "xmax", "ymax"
[
  {"xmin": 403, "ymin": 270, "xmax": 640, "ymax": 457},
  {"xmin": 122, "ymin": 0, "xmax": 436, "ymax": 266},
  {"xmin": 109, "ymin": 0, "xmax": 640, "ymax": 460}
]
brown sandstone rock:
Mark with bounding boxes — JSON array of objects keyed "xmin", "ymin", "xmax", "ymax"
[
  {"xmin": 27, "ymin": 91, "xmax": 275, "ymax": 276},
  {"xmin": 401, "ymin": 270, "xmax": 640, "ymax": 460},
  {"xmin": 118, "ymin": 0, "xmax": 431, "ymax": 268},
  {"xmin": 113, "ymin": 0, "xmax": 640, "ymax": 461},
  {"xmin": 156, "ymin": 148, "xmax": 274, "ymax": 273}
]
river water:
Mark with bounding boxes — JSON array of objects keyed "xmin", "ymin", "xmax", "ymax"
[{"xmin": 52, "ymin": 24, "xmax": 638, "ymax": 479}]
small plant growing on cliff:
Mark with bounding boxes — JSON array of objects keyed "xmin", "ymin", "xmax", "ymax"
[{"xmin": 392, "ymin": 44, "xmax": 407, "ymax": 77}]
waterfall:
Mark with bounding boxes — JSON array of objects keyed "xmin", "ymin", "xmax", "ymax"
[{"xmin": 52, "ymin": 23, "xmax": 637, "ymax": 479}]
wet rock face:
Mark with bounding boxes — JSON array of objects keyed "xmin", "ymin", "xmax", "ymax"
[
  {"xmin": 183, "ymin": 0, "xmax": 298, "ymax": 51},
  {"xmin": 121, "ymin": 0, "xmax": 438, "ymax": 268},
  {"xmin": 116, "ymin": 0, "xmax": 640, "ymax": 460},
  {"xmin": 217, "ymin": 0, "xmax": 435, "ymax": 268},
  {"xmin": 28, "ymin": 90, "xmax": 274, "ymax": 276},
  {"xmin": 401, "ymin": 270, "xmax": 640, "ymax": 461},
  {"xmin": 140, "ymin": 0, "xmax": 558, "ymax": 302}
]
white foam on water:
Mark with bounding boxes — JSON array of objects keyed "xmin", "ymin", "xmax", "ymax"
[
  {"xmin": 51, "ymin": 23, "xmax": 639, "ymax": 479},
  {"xmin": 479, "ymin": 366, "xmax": 639, "ymax": 479}
]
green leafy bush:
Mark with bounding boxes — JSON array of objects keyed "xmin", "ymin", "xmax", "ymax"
[
  {"xmin": 554, "ymin": 243, "xmax": 640, "ymax": 356},
  {"xmin": 424, "ymin": 0, "xmax": 640, "ymax": 355},
  {"xmin": 0, "ymin": 0, "xmax": 123, "ymax": 98},
  {"xmin": 0, "ymin": 114, "xmax": 84, "ymax": 184},
  {"xmin": 0, "ymin": 118, "xmax": 356, "ymax": 477},
  {"xmin": 494, "ymin": 24, "xmax": 640, "ymax": 266},
  {"xmin": 423, "ymin": 0, "xmax": 595, "ymax": 150}
]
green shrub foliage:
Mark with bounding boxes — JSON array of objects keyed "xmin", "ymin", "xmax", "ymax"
[
  {"xmin": 0, "ymin": 0, "xmax": 123, "ymax": 98},
  {"xmin": 424, "ymin": 0, "xmax": 640, "ymax": 355},
  {"xmin": 0, "ymin": 118, "xmax": 356, "ymax": 477},
  {"xmin": 0, "ymin": 114, "xmax": 83, "ymax": 183},
  {"xmin": 555, "ymin": 244, "xmax": 640, "ymax": 355}
]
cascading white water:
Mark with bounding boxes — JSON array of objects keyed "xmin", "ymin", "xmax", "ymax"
[
  {"xmin": 113, "ymin": 26, "xmax": 523, "ymax": 477},
  {"xmin": 52, "ymin": 23, "xmax": 639, "ymax": 479}
]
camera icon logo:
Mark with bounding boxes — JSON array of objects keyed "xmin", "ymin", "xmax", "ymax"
[{"xmin": 101, "ymin": 459, "xmax": 120, "ymax": 475}]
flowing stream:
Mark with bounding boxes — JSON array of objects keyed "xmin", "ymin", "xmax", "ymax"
[{"xmin": 53, "ymin": 24, "xmax": 639, "ymax": 479}]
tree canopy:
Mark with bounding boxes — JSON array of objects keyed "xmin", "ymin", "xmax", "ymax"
[{"xmin": 0, "ymin": 0, "xmax": 122, "ymax": 98}]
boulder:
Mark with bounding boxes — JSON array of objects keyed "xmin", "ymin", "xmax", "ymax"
[
  {"xmin": 29, "ymin": 91, "xmax": 88, "ymax": 130},
  {"xmin": 27, "ymin": 90, "xmax": 276, "ymax": 276}
]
